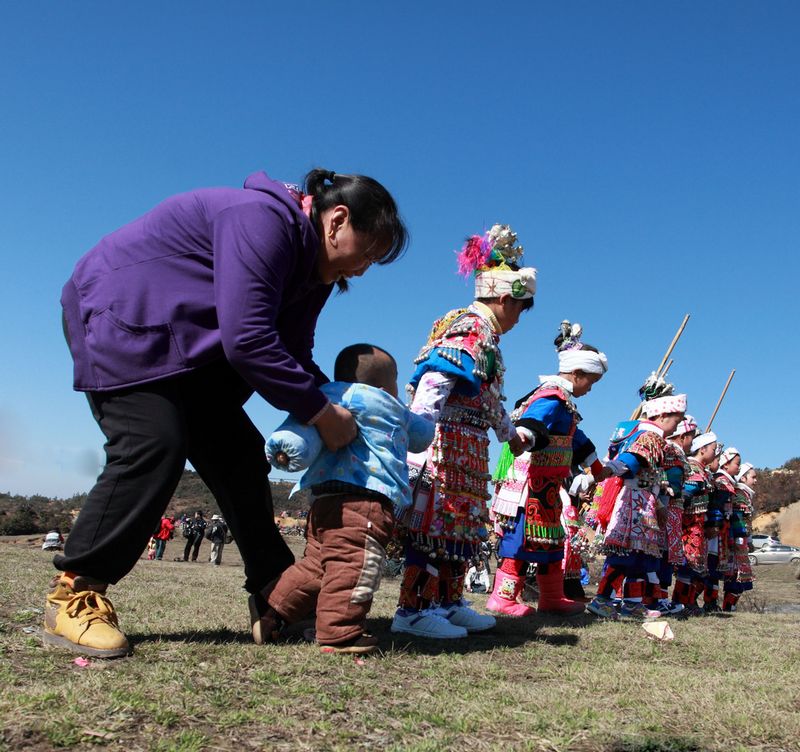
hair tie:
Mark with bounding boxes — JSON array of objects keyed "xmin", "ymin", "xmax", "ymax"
[{"xmin": 325, "ymin": 170, "xmax": 336, "ymax": 183}]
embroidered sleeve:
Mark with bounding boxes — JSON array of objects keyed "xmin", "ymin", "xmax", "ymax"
[
  {"xmin": 493, "ymin": 408, "xmax": 516, "ymax": 442},
  {"xmin": 626, "ymin": 431, "xmax": 665, "ymax": 468},
  {"xmin": 410, "ymin": 370, "xmax": 456, "ymax": 424}
]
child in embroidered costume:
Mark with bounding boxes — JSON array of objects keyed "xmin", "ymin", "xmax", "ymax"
[
  {"xmin": 258, "ymin": 344, "xmax": 435, "ymax": 654},
  {"xmin": 562, "ymin": 472, "xmax": 597, "ymax": 602},
  {"xmin": 672, "ymin": 431, "xmax": 718, "ymax": 615},
  {"xmin": 724, "ymin": 462, "xmax": 757, "ymax": 611},
  {"xmin": 652, "ymin": 414, "xmax": 698, "ymax": 615},
  {"xmin": 487, "ymin": 322, "xmax": 609, "ymax": 617},
  {"xmin": 588, "ymin": 389, "xmax": 686, "ymax": 621},
  {"xmin": 706, "ymin": 446, "xmax": 741, "ymax": 612},
  {"xmin": 391, "ymin": 224, "xmax": 536, "ymax": 640}
]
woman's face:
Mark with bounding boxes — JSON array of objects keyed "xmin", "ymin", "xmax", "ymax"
[
  {"xmin": 316, "ymin": 206, "xmax": 385, "ymax": 285},
  {"xmin": 743, "ymin": 469, "xmax": 758, "ymax": 487}
]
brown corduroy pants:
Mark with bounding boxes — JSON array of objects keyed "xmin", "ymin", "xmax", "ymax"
[{"xmin": 268, "ymin": 494, "xmax": 394, "ymax": 645}]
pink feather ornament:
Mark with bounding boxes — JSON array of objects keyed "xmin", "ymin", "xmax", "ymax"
[{"xmin": 456, "ymin": 233, "xmax": 492, "ymax": 277}]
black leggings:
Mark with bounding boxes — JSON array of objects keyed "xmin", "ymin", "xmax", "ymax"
[
  {"xmin": 183, "ymin": 534, "xmax": 204, "ymax": 562},
  {"xmin": 55, "ymin": 360, "xmax": 294, "ymax": 592}
]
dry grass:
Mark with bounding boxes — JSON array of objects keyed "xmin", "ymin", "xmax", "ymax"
[{"xmin": 1, "ymin": 536, "xmax": 799, "ymax": 752}]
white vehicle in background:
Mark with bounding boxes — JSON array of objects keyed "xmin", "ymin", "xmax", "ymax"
[
  {"xmin": 748, "ymin": 543, "xmax": 800, "ymax": 566},
  {"xmin": 751, "ymin": 534, "xmax": 780, "ymax": 550},
  {"xmin": 41, "ymin": 531, "xmax": 64, "ymax": 551}
]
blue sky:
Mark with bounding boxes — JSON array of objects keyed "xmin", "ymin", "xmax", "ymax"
[{"xmin": 2, "ymin": 2, "xmax": 798, "ymax": 497}]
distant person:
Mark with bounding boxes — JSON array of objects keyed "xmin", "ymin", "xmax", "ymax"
[
  {"xmin": 43, "ymin": 168, "xmax": 407, "ymax": 658},
  {"xmin": 206, "ymin": 515, "xmax": 229, "ymax": 566},
  {"xmin": 258, "ymin": 344, "xmax": 434, "ymax": 654},
  {"xmin": 465, "ymin": 559, "xmax": 491, "ymax": 594},
  {"xmin": 153, "ymin": 515, "xmax": 175, "ymax": 560},
  {"xmin": 183, "ymin": 511, "xmax": 207, "ymax": 562}
]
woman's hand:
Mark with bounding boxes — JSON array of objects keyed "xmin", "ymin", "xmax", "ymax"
[{"xmin": 314, "ymin": 403, "xmax": 358, "ymax": 451}]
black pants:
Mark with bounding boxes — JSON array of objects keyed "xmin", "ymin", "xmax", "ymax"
[
  {"xmin": 183, "ymin": 534, "xmax": 203, "ymax": 562},
  {"xmin": 55, "ymin": 360, "xmax": 294, "ymax": 592}
]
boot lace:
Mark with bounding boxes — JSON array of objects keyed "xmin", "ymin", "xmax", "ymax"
[{"xmin": 65, "ymin": 591, "xmax": 120, "ymax": 628}]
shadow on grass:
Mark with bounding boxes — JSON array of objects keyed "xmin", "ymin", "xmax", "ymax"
[
  {"xmin": 367, "ymin": 612, "xmax": 601, "ymax": 655},
  {"xmin": 131, "ymin": 628, "xmax": 254, "ymax": 646},
  {"xmin": 603, "ymin": 736, "xmax": 702, "ymax": 752},
  {"xmin": 129, "ymin": 612, "xmax": 600, "ymax": 653}
]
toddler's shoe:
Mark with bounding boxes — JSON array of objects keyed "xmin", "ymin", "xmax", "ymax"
[
  {"xmin": 433, "ymin": 600, "xmax": 496, "ymax": 633},
  {"xmin": 319, "ymin": 633, "xmax": 378, "ymax": 655},
  {"xmin": 42, "ymin": 574, "xmax": 130, "ymax": 659},
  {"xmin": 684, "ymin": 603, "xmax": 705, "ymax": 617},
  {"xmin": 390, "ymin": 607, "xmax": 467, "ymax": 639},
  {"xmin": 586, "ymin": 595, "xmax": 619, "ymax": 620},
  {"xmin": 618, "ymin": 601, "xmax": 661, "ymax": 621},
  {"xmin": 657, "ymin": 599, "xmax": 685, "ymax": 616}
]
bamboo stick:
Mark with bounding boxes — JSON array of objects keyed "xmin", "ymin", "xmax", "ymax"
[
  {"xmin": 655, "ymin": 314, "xmax": 690, "ymax": 377},
  {"xmin": 705, "ymin": 369, "xmax": 736, "ymax": 433},
  {"xmin": 661, "ymin": 359, "xmax": 674, "ymax": 378},
  {"xmin": 629, "ymin": 315, "xmax": 691, "ymax": 420}
]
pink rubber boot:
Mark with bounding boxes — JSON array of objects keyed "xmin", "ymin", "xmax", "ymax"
[{"xmin": 486, "ymin": 571, "xmax": 535, "ymax": 617}]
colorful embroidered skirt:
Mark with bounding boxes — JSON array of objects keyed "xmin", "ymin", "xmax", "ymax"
[
  {"xmin": 496, "ymin": 476, "xmax": 567, "ymax": 564},
  {"xmin": 601, "ymin": 482, "xmax": 662, "ymax": 558},
  {"xmin": 401, "ymin": 420, "xmax": 490, "ymax": 562},
  {"xmin": 665, "ymin": 500, "xmax": 684, "ymax": 565},
  {"xmin": 681, "ymin": 511, "xmax": 708, "ymax": 576}
]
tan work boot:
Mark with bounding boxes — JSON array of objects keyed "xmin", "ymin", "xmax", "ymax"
[
  {"xmin": 247, "ymin": 578, "xmax": 283, "ymax": 645},
  {"xmin": 42, "ymin": 573, "xmax": 130, "ymax": 658}
]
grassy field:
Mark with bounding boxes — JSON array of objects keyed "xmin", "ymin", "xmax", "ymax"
[{"xmin": 1, "ymin": 536, "xmax": 798, "ymax": 752}]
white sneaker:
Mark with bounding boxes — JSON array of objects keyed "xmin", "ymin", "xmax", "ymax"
[
  {"xmin": 390, "ymin": 608, "xmax": 468, "ymax": 639},
  {"xmin": 434, "ymin": 601, "xmax": 496, "ymax": 633}
]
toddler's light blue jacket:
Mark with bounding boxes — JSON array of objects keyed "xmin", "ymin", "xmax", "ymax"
[{"xmin": 266, "ymin": 382, "xmax": 435, "ymax": 516}]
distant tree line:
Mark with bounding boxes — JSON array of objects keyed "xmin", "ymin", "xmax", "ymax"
[
  {"xmin": 3, "ymin": 460, "xmax": 797, "ymax": 537},
  {"xmin": 754, "ymin": 457, "xmax": 800, "ymax": 515},
  {"xmin": 0, "ymin": 470, "xmax": 305, "ymax": 536}
]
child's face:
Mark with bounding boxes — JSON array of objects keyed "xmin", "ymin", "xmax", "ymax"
[
  {"xmin": 652, "ymin": 411, "xmax": 683, "ymax": 436},
  {"xmin": 723, "ymin": 455, "xmax": 741, "ymax": 476},
  {"xmin": 496, "ymin": 295, "xmax": 528, "ymax": 333},
  {"xmin": 382, "ymin": 378, "xmax": 399, "ymax": 399},
  {"xmin": 378, "ymin": 354, "xmax": 399, "ymax": 398},
  {"xmin": 676, "ymin": 431, "xmax": 695, "ymax": 453},
  {"xmin": 571, "ymin": 371, "xmax": 603, "ymax": 397}
]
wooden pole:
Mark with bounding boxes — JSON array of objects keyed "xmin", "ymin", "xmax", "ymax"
[
  {"xmin": 655, "ymin": 314, "xmax": 690, "ymax": 377},
  {"xmin": 661, "ymin": 358, "xmax": 674, "ymax": 379},
  {"xmin": 705, "ymin": 369, "xmax": 736, "ymax": 433},
  {"xmin": 629, "ymin": 315, "xmax": 690, "ymax": 420}
]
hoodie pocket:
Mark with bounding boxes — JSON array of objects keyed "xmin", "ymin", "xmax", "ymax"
[{"xmin": 86, "ymin": 309, "xmax": 185, "ymax": 387}]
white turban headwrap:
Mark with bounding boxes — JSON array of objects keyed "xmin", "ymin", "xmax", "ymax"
[
  {"xmin": 474, "ymin": 267, "xmax": 537, "ymax": 300},
  {"xmin": 690, "ymin": 432, "xmax": 717, "ymax": 454},
  {"xmin": 670, "ymin": 414, "xmax": 698, "ymax": 438},
  {"xmin": 719, "ymin": 447, "xmax": 740, "ymax": 467},
  {"xmin": 642, "ymin": 393, "xmax": 687, "ymax": 418},
  {"xmin": 558, "ymin": 348, "xmax": 608, "ymax": 375},
  {"xmin": 736, "ymin": 462, "xmax": 754, "ymax": 481}
]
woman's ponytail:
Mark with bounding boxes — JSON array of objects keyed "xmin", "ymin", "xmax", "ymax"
[{"xmin": 303, "ymin": 168, "xmax": 408, "ymax": 265}]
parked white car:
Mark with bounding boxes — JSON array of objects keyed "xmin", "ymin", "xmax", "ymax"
[
  {"xmin": 751, "ymin": 534, "xmax": 780, "ymax": 550},
  {"xmin": 748, "ymin": 544, "xmax": 800, "ymax": 566}
]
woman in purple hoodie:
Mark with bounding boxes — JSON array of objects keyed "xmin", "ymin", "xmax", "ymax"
[{"xmin": 44, "ymin": 169, "xmax": 407, "ymax": 658}]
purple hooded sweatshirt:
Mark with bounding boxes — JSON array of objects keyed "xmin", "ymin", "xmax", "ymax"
[{"xmin": 61, "ymin": 172, "xmax": 333, "ymax": 423}]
